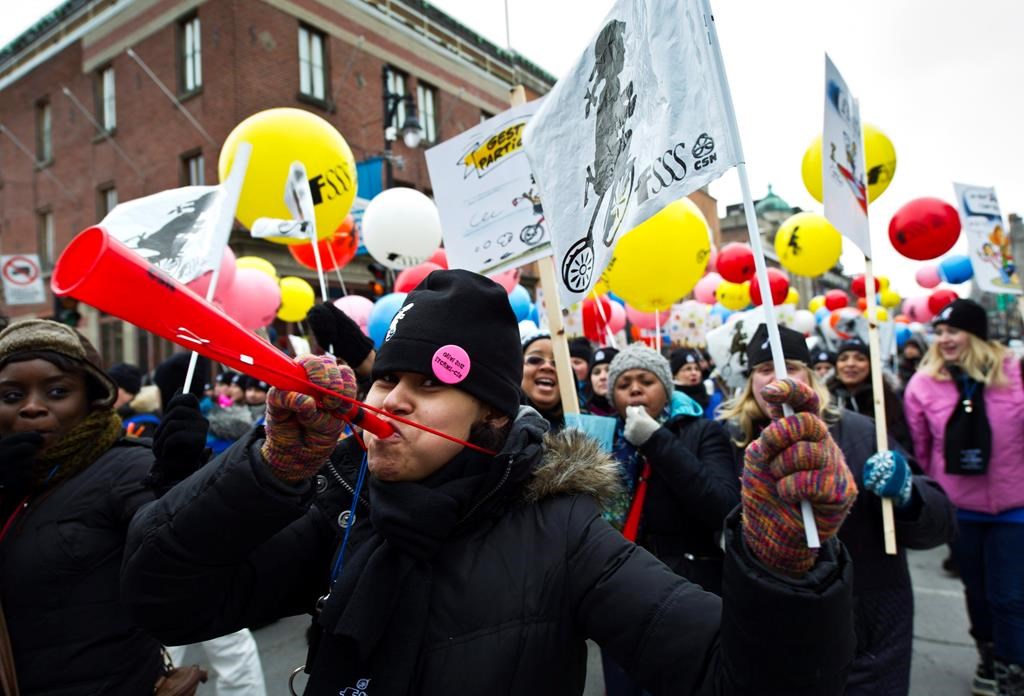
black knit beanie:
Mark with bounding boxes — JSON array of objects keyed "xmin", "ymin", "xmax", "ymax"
[
  {"xmin": 745, "ymin": 323, "xmax": 811, "ymax": 367},
  {"xmin": 837, "ymin": 337, "xmax": 870, "ymax": 360},
  {"xmin": 153, "ymin": 352, "xmax": 210, "ymax": 413},
  {"xmin": 591, "ymin": 346, "xmax": 619, "ymax": 368},
  {"xmin": 811, "ymin": 349, "xmax": 836, "ymax": 367},
  {"xmin": 108, "ymin": 363, "xmax": 143, "ymax": 395},
  {"xmin": 569, "ymin": 337, "xmax": 593, "ymax": 364},
  {"xmin": 932, "ymin": 299, "xmax": 988, "ymax": 341},
  {"xmin": 669, "ymin": 348, "xmax": 702, "ymax": 376},
  {"xmin": 372, "ymin": 269, "xmax": 523, "ymax": 416}
]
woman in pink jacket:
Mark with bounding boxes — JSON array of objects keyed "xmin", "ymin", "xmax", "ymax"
[{"xmin": 904, "ymin": 299, "xmax": 1024, "ymax": 696}]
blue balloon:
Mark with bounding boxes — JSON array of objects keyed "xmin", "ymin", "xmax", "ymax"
[
  {"xmin": 710, "ymin": 303, "xmax": 733, "ymax": 323},
  {"xmin": 509, "ymin": 284, "xmax": 532, "ymax": 321},
  {"xmin": 815, "ymin": 307, "xmax": 831, "ymax": 324},
  {"xmin": 938, "ymin": 254, "xmax": 973, "ymax": 284},
  {"xmin": 895, "ymin": 325, "xmax": 912, "ymax": 349},
  {"xmin": 527, "ymin": 302, "xmax": 540, "ymax": 325},
  {"xmin": 367, "ymin": 292, "xmax": 409, "ymax": 348},
  {"xmin": 607, "ymin": 291, "xmax": 626, "ymax": 306}
]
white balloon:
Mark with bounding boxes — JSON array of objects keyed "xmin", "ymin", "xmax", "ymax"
[
  {"xmin": 362, "ymin": 188, "xmax": 443, "ymax": 269},
  {"xmin": 791, "ymin": 309, "xmax": 817, "ymax": 335}
]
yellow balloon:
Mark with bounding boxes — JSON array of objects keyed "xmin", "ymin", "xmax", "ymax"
[
  {"xmin": 775, "ymin": 212, "xmax": 843, "ymax": 277},
  {"xmin": 605, "ymin": 199, "xmax": 710, "ymax": 312},
  {"xmin": 784, "ymin": 287, "xmax": 800, "ymax": 305},
  {"xmin": 800, "ymin": 124, "xmax": 897, "ymax": 204},
  {"xmin": 864, "ymin": 307, "xmax": 889, "ymax": 322},
  {"xmin": 879, "ymin": 288, "xmax": 901, "ymax": 309},
  {"xmin": 236, "ymin": 256, "xmax": 278, "ymax": 279},
  {"xmin": 220, "ymin": 108, "xmax": 357, "ymax": 245},
  {"xmin": 808, "ymin": 294, "xmax": 826, "ymax": 313},
  {"xmin": 716, "ymin": 280, "xmax": 751, "ymax": 311},
  {"xmin": 877, "ymin": 276, "xmax": 890, "ymax": 291},
  {"xmin": 277, "ymin": 276, "xmax": 316, "ymax": 322},
  {"xmin": 593, "ymin": 274, "xmax": 610, "ymax": 296}
]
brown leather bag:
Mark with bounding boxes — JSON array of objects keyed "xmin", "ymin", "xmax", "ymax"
[
  {"xmin": 0, "ymin": 603, "xmax": 19, "ymax": 696},
  {"xmin": 154, "ymin": 648, "xmax": 209, "ymax": 696}
]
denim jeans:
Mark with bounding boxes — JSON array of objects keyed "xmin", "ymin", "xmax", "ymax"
[{"xmin": 954, "ymin": 517, "xmax": 1024, "ymax": 664}]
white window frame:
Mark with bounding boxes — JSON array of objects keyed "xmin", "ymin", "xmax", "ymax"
[
  {"xmin": 100, "ymin": 186, "xmax": 117, "ymax": 216},
  {"xmin": 385, "ymin": 67, "xmax": 407, "ymax": 130},
  {"xmin": 184, "ymin": 153, "xmax": 205, "ymax": 185},
  {"xmin": 100, "ymin": 66, "xmax": 116, "ymax": 131},
  {"xmin": 182, "ymin": 16, "xmax": 202, "ymax": 91},
  {"xmin": 37, "ymin": 102, "xmax": 52, "ymax": 162},
  {"xmin": 298, "ymin": 26, "xmax": 326, "ymax": 100},
  {"xmin": 417, "ymin": 82, "xmax": 437, "ymax": 144},
  {"xmin": 38, "ymin": 211, "xmax": 55, "ymax": 268}
]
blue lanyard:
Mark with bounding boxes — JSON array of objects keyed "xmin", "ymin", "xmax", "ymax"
[{"xmin": 329, "ymin": 451, "xmax": 369, "ymax": 586}]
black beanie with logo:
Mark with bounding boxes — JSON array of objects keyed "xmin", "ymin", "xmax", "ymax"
[
  {"xmin": 372, "ymin": 269, "xmax": 524, "ymax": 416},
  {"xmin": 745, "ymin": 323, "xmax": 812, "ymax": 368},
  {"xmin": 932, "ymin": 298, "xmax": 988, "ymax": 341}
]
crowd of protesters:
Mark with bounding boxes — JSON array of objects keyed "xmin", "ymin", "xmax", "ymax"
[{"xmin": 0, "ymin": 283, "xmax": 1021, "ymax": 695}]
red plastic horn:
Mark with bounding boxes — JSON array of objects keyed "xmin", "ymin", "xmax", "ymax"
[{"xmin": 51, "ymin": 226, "xmax": 394, "ymax": 439}]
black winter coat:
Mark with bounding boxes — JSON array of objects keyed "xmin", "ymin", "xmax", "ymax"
[
  {"xmin": 1, "ymin": 439, "xmax": 163, "ymax": 696},
  {"xmin": 122, "ymin": 410, "xmax": 856, "ymax": 696},
  {"xmin": 828, "ymin": 375, "xmax": 913, "ymax": 453},
  {"xmin": 633, "ymin": 415, "xmax": 739, "ymax": 594}
]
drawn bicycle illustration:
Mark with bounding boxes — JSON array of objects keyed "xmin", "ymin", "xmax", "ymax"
[
  {"xmin": 512, "ymin": 177, "xmax": 547, "ymax": 247},
  {"xmin": 561, "ymin": 19, "xmax": 637, "ymax": 293}
]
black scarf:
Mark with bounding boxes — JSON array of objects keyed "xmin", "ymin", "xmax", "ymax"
[
  {"xmin": 943, "ymin": 365, "xmax": 991, "ymax": 476},
  {"xmin": 675, "ymin": 382, "xmax": 710, "ymax": 411},
  {"xmin": 308, "ymin": 421, "xmax": 542, "ymax": 695}
]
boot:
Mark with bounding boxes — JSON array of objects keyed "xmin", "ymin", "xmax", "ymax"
[
  {"xmin": 995, "ymin": 660, "xmax": 1024, "ymax": 696},
  {"xmin": 974, "ymin": 642, "xmax": 997, "ymax": 696}
]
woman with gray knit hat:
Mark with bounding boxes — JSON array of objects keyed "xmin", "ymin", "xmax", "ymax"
[
  {"xmin": 0, "ymin": 319, "xmax": 164, "ymax": 694},
  {"xmin": 124, "ymin": 269, "xmax": 859, "ymax": 696}
]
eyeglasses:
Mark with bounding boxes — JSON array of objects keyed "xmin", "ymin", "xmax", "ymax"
[{"xmin": 524, "ymin": 355, "xmax": 557, "ymax": 368}]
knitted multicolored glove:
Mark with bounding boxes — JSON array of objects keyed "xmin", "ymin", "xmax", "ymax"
[
  {"xmin": 623, "ymin": 405, "xmax": 661, "ymax": 446},
  {"xmin": 741, "ymin": 379, "xmax": 858, "ymax": 576},
  {"xmin": 864, "ymin": 450, "xmax": 912, "ymax": 508},
  {"xmin": 260, "ymin": 355, "xmax": 358, "ymax": 483}
]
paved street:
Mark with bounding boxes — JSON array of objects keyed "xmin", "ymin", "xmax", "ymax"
[{"xmin": 179, "ymin": 544, "xmax": 975, "ymax": 694}]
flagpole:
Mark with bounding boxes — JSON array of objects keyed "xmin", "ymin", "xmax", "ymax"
[
  {"xmin": 590, "ymin": 290, "xmax": 619, "ymax": 349},
  {"xmin": 308, "ymin": 222, "xmax": 330, "ymax": 302},
  {"xmin": 183, "ymin": 142, "xmax": 252, "ymax": 393},
  {"xmin": 701, "ymin": 0, "xmax": 819, "ymax": 547}
]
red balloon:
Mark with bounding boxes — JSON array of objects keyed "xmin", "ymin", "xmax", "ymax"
[
  {"xmin": 749, "ymin": 268, "xmax": 790, "ymax": 306},
  {"xmin": 717, "ymin": 243, "xmax": 756, "ymax": 284},
  {"xmin": 824, "ymin": 289, "xmax": 849, "ymax": 311},
  {"xmin": 888, "ymin": 198, "xmax": 961, "ymax": 261},
  {"xmin": 394, "ymin": 262, "xmax": 443, "ymax": 293},
  {"xmin": 288, "ymin": 216, "xmax": 358, "ymax": 271},
  {"xmin": 928, "ymin": 289, "xmax": 959, "ymax": 315},
  {"xmin": 428, "ymin": 248, "xmax": 448, "ymax": 269},
  {"xmin": 850, "ymin": 274, "xmax": 880, "ymax": 298},
  {"xmin": 582, "ymin": 295, "xmax": 613, "ymax": 342}
]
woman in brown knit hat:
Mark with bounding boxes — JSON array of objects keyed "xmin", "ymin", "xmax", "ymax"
[{"xmin": 0, "ymin": 319, "xmax": 164, "ymax": 694}]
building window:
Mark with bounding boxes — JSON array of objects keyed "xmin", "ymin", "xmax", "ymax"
[
  {"xmin": 298, "ymin": 25, "xmax": 326, "ymax": 101},
  {"xmin": 180, "ymin": 15, "xmax": 202, "ymax": 92},
  {"xmin": 417, "ymin": 82, "xmax": 437, "ymax": 144},
  {"xmin": 37, "ymin": 210, "xmax": 55, "ymax": 269},
  {"xmin": 182, "ymin": 151, "xmax": 204, "ymax": 185},
  {"xmin": 99, "ymin": 314, "xmax": 125, "ymax": 366},
  {"xmin": 384, "ymin": 66, "xmax": 408, "ymax": 132},
  {"xmin": 98, "ymin": 66, "xmax": 116, "ymax": 131},
  {"xmin": 98, "ymin": 185, "xmax": 117, "ymax": 218},
  {"xmin": 36, "ymin": 101, "xmax": 52, "ymax": 163}
]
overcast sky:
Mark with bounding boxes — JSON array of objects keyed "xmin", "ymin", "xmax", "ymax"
[{"xmin": 4, "ymin": 0, "xmax": 1022, "ymax": 298}]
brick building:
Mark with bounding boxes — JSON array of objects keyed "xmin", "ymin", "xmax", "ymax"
[{"xmin": 0, "ymin": 0, "xmax": 554, "ymax": 368}]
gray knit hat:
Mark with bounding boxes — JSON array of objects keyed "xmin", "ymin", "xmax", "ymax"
[
  {"xmin": 0, "ymin": 319, "xmax": 117, "ymax": 408},
  {"xmin": 607, "ymin": 343, "xmax": 674, "ymax": 401}
]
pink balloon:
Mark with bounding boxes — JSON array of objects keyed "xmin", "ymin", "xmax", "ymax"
[
  {"xmin": 706, "ymin": 245, "xmax": 718, "ymax": 273},
  {"xmin": 607, "ymin": 301, "xmax": 626, "ymax": 333},
  {"xmin": 333, "ymin": 294, "xmax": 374, "ymax": 334},
  {"xmin": 915, "ymin": 265, "xmax": 941, "ymax": 289},
  {"xmin": 901, "ymin": 296, "xmax": 935, "ymax": 323},
  {"xmin": 626, "ymin": 305, "xmax": 659, "ymax": 330},
  {"xmin": 394, "ymin": 262, "xmax": 443, "ymax": 293},
  {"xmin": 219, "ymin": 267, "xmax": 281, "ymax": 330},
  {"xmin": 428, "ymin": 248, "xmax": 448, "ymax": 269},
  {"xmin": 186, "ymin": 246, "xmax": 237, "ymax": 302},
  {"xmin": 488, "ymin": 268, "xmax": 520, "ymax": 294},
  {"xmin": 693, "ymin": 272, "xmax": 722, "ymax": 305}
]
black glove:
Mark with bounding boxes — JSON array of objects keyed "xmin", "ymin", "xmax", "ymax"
[
  {"xmin": 0, "ymin": 432, "xmax": 43, "ymax": 498},
  {"xmin": 147, "ymin": 393, "xmax": 210, "ymax": 495},
  {"xmin": 306, "ymin": 301, "xmax": 374, "ymax": 368}
]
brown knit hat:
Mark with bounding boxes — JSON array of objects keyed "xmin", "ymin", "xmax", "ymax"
[{"xmin": 0, "ymin": 319, "xmax": 117, "ymax": 408}]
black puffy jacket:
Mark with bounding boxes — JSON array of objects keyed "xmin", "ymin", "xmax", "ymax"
[
  {"xmin": 0, "ymin": 439, "xmax": 163, "ymax": 696},
  {"xmin": 632, "ymin": 415, "xmax": 739, "ymax": 593},
  {"xmin": 122, "ymin": 409, "xmax": 855, "ymax": 695}
]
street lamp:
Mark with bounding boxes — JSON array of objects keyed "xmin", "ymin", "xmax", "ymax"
[{"xmin": 382, "ymin": 70, "xmax": 423, "ymax": 188}]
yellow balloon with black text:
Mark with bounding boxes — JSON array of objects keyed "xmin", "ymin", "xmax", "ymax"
[
  {"xmin": 605, "ymin": 198, "xmax": 710, "ymax": 312},
  {"xmin": 277, "ymin": 276, "xmax": 316, "ymax": 322},
  {"xmin": 236, "ymin": 256, "xmax": 278, "ymax": 279},
  {"xmin": 219, "ymin": 108, "xmax": 357, "ymax": 245},
  {"xmin": 774, "ymin": 213, "xmax": 843, "ymax": 277},
  {"xmin": 715, "ymin": 280, "xmax": 751, "ymax": 311},
  {"xmin": 800, "ymin": 124, "xmax": 897, "ymax": 204}
]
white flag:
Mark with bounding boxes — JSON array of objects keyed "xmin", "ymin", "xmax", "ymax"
[
  {"xmin": 101, "ymin": 186, "xmax": 227, "ymax": 284},
  {"xmin": 953, "ymin": 183, "xmax": 1022, "ymax": 294},
  {"xmin": 822, "ymin": 55, "xmax": 871, "ymax": 257},
  {"xmin": 523, "ymin": 0, "xmax": 741, "ymax": 306},
  {"xmin": 250, "ymin": 218, "xmax": 314, "ymax": 241}
]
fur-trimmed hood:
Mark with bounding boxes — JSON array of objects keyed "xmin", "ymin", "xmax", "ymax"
[{"xmin": 506, "ymin": 407, "xmax": 621, "ymax": 508}]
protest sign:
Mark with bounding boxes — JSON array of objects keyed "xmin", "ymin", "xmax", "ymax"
[{"xmin": 953, "ymin": 183, "xmax": 1021, "ymax": 294}]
